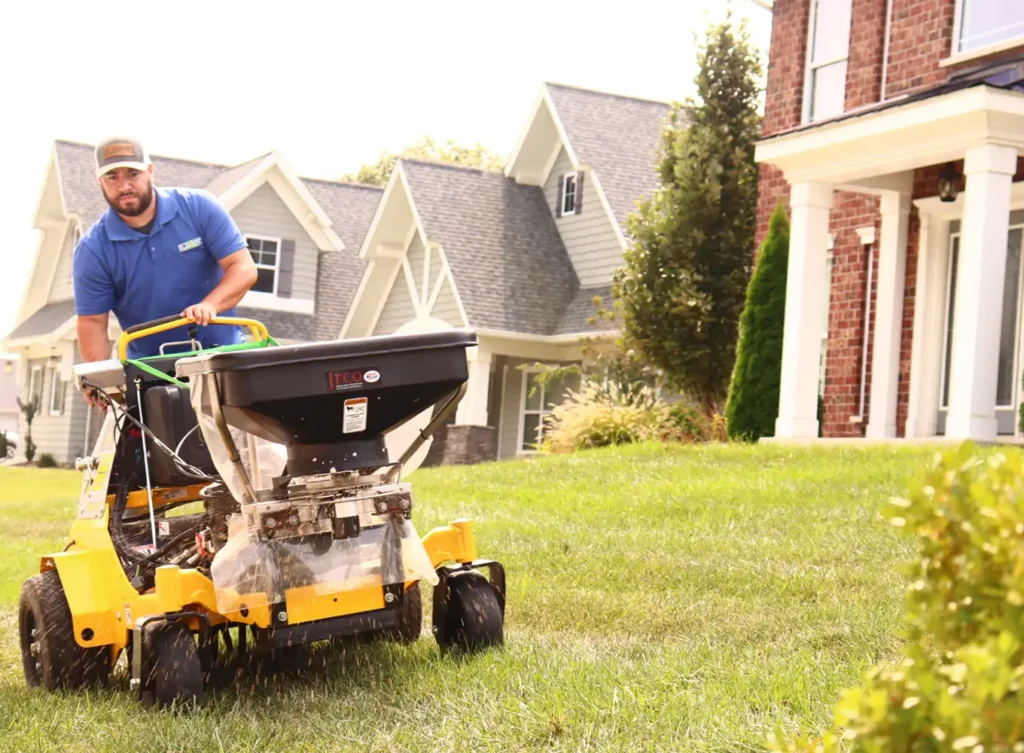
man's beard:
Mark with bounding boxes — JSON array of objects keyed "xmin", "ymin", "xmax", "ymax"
[{"xmin": 105, "ymin": 183, "xmax": 154, "ymax": 217}]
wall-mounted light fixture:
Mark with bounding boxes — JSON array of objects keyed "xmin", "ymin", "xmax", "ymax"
[{"xmin": 938, "ymin": 162, "xmax": 962, "ymax": 203}]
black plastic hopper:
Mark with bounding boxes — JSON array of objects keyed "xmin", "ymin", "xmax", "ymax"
[{"xmin": 176, "ymin": 329, "xmax": 477, "ymax": 475}]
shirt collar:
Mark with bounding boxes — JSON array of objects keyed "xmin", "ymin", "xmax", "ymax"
[{"xmin": 103, "ymin": 187, "xmax": 179, "ymax": 241}]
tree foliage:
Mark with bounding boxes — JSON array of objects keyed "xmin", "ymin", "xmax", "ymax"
[
  {"xmin": 725, "ymin": 201, "xmax": 789, "ymax": 441},
  {"xmin": 613, "ymin": 13, "xmax": 763, "ymax": 411},
  {"xmin": 340, "ymin": 135, "xmax": 504, "ymax": 186}
]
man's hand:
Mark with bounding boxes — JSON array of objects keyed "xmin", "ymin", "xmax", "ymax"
[
  {"xmin": 183, "ymin": 301, "xmax": 219, "ymax": 326},
  {"xmin": 84, "ymin": 386, "xmax": 107, "ymax": 412}
]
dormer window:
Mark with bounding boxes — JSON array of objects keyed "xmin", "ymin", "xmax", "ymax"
[{"xmin": 557, "ymin": 170, "xmax": 584, "ymax": 217}]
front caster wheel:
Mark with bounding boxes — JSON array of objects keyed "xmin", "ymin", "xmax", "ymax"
[
  {"xmin": 140, "ymin": 622, "xmax": 203, "ymax": 709},
  {"xmin": 433, "ymin": 571, "xmax": 504, "ymax": 654}
]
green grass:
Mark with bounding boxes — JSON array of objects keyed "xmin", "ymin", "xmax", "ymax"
[{"xmin": 0, "ymin": 442, "xmax": 963, "ymax": 751}]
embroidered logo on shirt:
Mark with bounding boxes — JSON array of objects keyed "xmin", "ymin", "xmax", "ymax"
[{"xmin": 178, "ymin": 237, "xmax": 202, "ymax": 253}]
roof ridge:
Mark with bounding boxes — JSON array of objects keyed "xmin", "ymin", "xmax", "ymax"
[
  {"xmin": 544, "ymin": 81, "xmax": 674, "ymax": 107},
  {"xmin": 399, "ymin": 157, "xmax": 505, "ymax": 175},
  {"xmin": 302, "ymin": 176, "xmax": 386, "ymax": 191}
]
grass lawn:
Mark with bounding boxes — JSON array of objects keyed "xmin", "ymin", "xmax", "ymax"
[{"xmin": 0, "ymin": 441, "xmax": 964, "ymax": 752}]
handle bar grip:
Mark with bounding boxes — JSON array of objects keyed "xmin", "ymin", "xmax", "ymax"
[{"xmin": 123, "ymin": 315, "xmax": 189, "ymax": 335}]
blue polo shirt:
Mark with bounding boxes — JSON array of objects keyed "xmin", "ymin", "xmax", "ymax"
[{"xmin": 73, "ymin": 187, "xmax": 248, "ymax": 359}]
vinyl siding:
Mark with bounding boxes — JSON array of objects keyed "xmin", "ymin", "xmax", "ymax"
[
  {"xmin": 544, "ymin": 148, "xmax": 624, "ymax": 287},
  {"xmin": 429, "ymin": 276, "xmax": 463, "ymax": 327},
  {"xmin": 373, "ymin": 268, "xmax": 416, "ymax": 336},
  {"xmin": 48, "ymin": 222, "xmax": 80, "ymax": 303},
  {"xmin": 18, "ymin": 359, "xmax": 75, "ymax": 464},
  {"xmin": 407, "ymin": 236, "xmax": 426, "ymax": 301},
  {"xmin": 231, "ymin": 183, "xmax": 318, "ymax": 301}
]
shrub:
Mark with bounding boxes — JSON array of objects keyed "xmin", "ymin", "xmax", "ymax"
[
  {"xmin": 725, "ymin": 200, "xmax": 790, "ymax": 442},
  {"xmin": 663, "ymin": 403, "xmax": 728, "ymax": 443},
  {"xmin": 770, "ymin": 442, "xmax": 1024, "ymax": 752},
  {"xmin": 539, "ymin": 381, "xmax": 667, "ymax": 454},
  {"xmin": 0, "ymin": 430, "xmax": 14, "ymax": 459},
  {"xmin": 37, "ymin": 453, "xmax": 58, "ymax": 468}
]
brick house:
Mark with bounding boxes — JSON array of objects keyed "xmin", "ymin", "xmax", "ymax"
[{"xmin": 755, "ymin": 0, "xmax": 1024, "ymax": 441}]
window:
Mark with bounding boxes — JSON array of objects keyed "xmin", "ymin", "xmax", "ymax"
[
  {"xmin": 954, "ymin": 0, "xmax": 1024, "ymax": 54},
  {"xmin": 28, "ymin": 366, "xmax": 43, "ymax": 409},
  {"xmin": 246, "ymin": 235, "xmax": 280, "ymax": 294},
  {"xmin": 49, "ymin": 368, "xmax": 66, "ymax": 416},
  {"xmin": 519, "ymin": 370, "xmax": 573, "ymax": 452},
  {"xmin": 561, "ymin": 173, "xmax": 577, "ymax": 215},
  {"xmin": 804, "ymin": 0, "xmax": 852, "ymax": 123}
]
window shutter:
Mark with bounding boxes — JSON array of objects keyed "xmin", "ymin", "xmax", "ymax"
[
  {"xmin": 555, "ymin": 175, "xmax": 564, "ymax": 218},
  {"xmin": 277, "ymin": 239, "xmax": 295, "ymax": 298},
  {"xmin": 575, "ymin": 170, "xmax": 584, "ymax": 214}
]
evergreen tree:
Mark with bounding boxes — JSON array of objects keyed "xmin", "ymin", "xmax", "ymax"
[
  {"xmin": 613, "ymin": 12, "xmax": 762, "ymax": 412},
  {"xmin": 725, "ymin": 201, "xmax": 790, "ymax": 441}
]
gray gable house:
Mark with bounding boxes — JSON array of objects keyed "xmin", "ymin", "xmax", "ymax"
[{"xmin": 3, "ymin": 82, "xmax": 670, "ymax": 465}]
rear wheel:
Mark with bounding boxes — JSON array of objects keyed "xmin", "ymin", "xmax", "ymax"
[{"xmin": 19, "ymin": 571, "xmax": 110, "ymax": 690}]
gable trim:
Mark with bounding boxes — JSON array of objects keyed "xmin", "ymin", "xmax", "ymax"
[
  {"xmin": 505, "ymin": 87, "xmax": 581, "ymax": 183},
  {"xmin": 585, "ymin": 168, "xmax": 630, "ymax": 251},
  {"xmin": 17, "ymin": 149, "xmax": 68, "ymax": 327},
  {"xmin": 217, "ymin": 152, "xmax": 344, "ymax": 252}
]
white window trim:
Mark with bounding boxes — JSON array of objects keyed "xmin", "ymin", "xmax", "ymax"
[
  {"xmin": 947, "ymin": 0, "xmax": 1024, "ymax": 62},
  {"xmin": 48, "ymin": 367, "xmax": 66, "ymax": 416},
  {"xmin": 245, "ymin": 234, "xmax": 282, "ymax": 297},
  {"xmin": 28, "ymin": 365, "xmax": 43, "ymax": 408},
  {"xmin": 938, "ymin": 230, "xmax": 959, "ymax": 412},
  {"xmin": 560, "ymin": 172, "xmax": 577, "ymax": 215},
  {"xmin": 802, "ymin": 0, "xmax": 853, "ymax": 125}
]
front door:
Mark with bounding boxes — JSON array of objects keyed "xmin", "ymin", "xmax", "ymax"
[{"xmin": 937, "ymin": 214, "xmax": 1024, "ymax": 435}]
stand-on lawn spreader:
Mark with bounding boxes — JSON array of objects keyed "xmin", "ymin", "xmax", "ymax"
[{"xmin": 18, "ymin": 315, "xmax": 505, "ymax": 708}]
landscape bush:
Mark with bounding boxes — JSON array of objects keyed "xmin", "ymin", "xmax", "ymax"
[
  {"xmin": 539, "ymin": 380, "xmax": 667, "ymax": 453},
  {"xmin": 770, "ymin": 442, "xmax": 1024, "ymax": 752},
  {"xmin": 36, "ymin": 453, "xmax": 58, "ymax": 468}
]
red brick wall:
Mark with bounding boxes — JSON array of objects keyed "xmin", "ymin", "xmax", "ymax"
[
  {"xmin": 845, "ymin": 0, "xmax": 889, "ymax": 110},
  {"xmin": 884, "ymin": 0, "xmax": 956, "ymax": 98}
]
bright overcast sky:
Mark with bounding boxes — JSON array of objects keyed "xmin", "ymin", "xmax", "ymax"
[{"xmin": 0, "ymin": 0, "xmax": 772, "ymax": 341}]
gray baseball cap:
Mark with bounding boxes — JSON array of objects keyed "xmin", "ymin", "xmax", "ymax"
[{"xmin": 94, "ymin": 137, "xmax": 150, "ymax": 177}]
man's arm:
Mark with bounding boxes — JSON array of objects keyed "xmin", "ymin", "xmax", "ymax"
[
  {"xmin": 182, "ymin": 248, "xmax": 258, "ymax": 325},
  {"xmin": 182, "ymin": 190, "xmax": 258, "ymax": 326},
  {"xmin": 77, "ymin": 314, "xmax": 111, "ymax": 362}
]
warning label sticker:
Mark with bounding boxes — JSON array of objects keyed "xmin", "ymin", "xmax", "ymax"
[{"xmin": 344, "ymin": 397, "xmax": 368, "ymax": 433}]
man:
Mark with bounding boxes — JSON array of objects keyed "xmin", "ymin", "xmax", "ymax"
[{"xmin": 73, "ymin": 137, "xmax": 258, "ymax": 407}]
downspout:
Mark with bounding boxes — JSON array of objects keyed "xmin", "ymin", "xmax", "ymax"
[{"xmin": 880, "ymin": 0, "xmax": 894, "ymax": 101}]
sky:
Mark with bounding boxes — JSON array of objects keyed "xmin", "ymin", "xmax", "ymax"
[{"xmin": 0, "ymin": 0, "xmax": 773, "ymax": 345}]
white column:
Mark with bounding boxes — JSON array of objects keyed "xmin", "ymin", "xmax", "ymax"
[
  {"xmin": 905, "ymin": 210, "xmax": 938, "ymax": 438},
  {"xmin": 455, "ymin": 349, "xmax": 493, "ymax": 426},
  {"xmin": 946, "ymin": 143, "xmax": 1019, "ymax": 441},
  {"xmin": 775, "ymin": 181, "xmax": 834, "ymax": 438},
  {"xmin": 866, "ymin": 187, "xmax": 912, "ymax": 438}
]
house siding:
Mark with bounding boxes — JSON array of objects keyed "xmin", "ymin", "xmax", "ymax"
[
  {"xmin": 231, "ymin": 183, "xmax": 318, "ymax": 301},
  {"xmin": 372, "ymin": 266, "xmax": 416, "ymax": 336},
  {"xmin": 48, "ymin": 222, "xmax": 79, "ymax": 303},
  {"xmin": 544, "ymin": 148, "xmax": 623, "ymax": 286},
  {"xmin": 429, "ymin": 276, "xmax": 463, "ymax": 328},
  {"xmin": 19, "ymin": 359, "xmax": 75, "ymax": 464}
]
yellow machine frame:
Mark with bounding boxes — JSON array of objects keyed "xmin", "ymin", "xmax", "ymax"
[{"xmin": 43, "ymin": 316, "xmax": 482, "ymax": 661}]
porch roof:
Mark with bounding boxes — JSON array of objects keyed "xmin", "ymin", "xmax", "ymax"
[
  {"xmin": 3, "ymin": 300, "xmax": 75, "ymax": 345},
  {"xmin": 755, "ymin": 58, "xmax": 1024, "ymax": 186}
]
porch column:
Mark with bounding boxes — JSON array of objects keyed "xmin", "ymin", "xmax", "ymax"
[
  {"xmin": 945, "ymin": 143, "xmax": 1019, "ymax": 440},
  {"xmin": 905, "ymin": 210, "xmax": 942, "ymax": 438},
  {"xmin": 866, "ymin": 186, "xmax": 912, "ymax": 438},
  {"xmin": 455, "ymin": 349, "xmax": 493, "ymax": 426},
  {"xmin": 775, "ymin": 180, "xmax": 834, "ymax": 438}
]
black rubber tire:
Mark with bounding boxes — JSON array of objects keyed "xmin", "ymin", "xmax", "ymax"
[
  {"xmin": 435, "ymin": 571, "xmax": 504, "ymax": 654},
  {"xmin": 141, "ymin": 622, "xmax": 203, "ymax": 709},
  {"xmin": 382, "ymin": 583, "xmax": 422, "ymax": 643},
  {"xmin": 18, "ymin": 571, "xmax": 110, "ymax": 690}
]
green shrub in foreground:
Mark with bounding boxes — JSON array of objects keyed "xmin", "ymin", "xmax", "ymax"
[{"xmin": 771, "ymin": 442, "xmax": 1024, "ymax": 752}]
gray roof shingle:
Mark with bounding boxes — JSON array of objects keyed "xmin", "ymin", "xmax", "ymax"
[
  {"xmin": 5, "ymin": 300, "xmax": 77, "ymax": 341},
  {"xmin": 545, "ymin": 83, "xmax": 671, "ymax": 233},
  {"xmin": 400, "ymin": 159, "xmax": 579, "ymax": 336},
  {"xmin": 555, "ymin": 285, "xmax": 614, "ymax": 336},
  {"xmin": 46, "ymin": 141, "xmax": 379, "ymax": 344}
]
